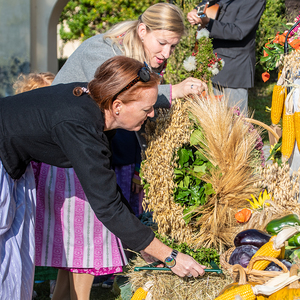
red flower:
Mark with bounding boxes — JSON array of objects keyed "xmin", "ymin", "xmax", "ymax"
[
  {"xmin": 289, "ymin": 39, "xmax": 300, "ymax": 50},
  {"xmin": 262, "ymin": 72, "xmax": 270, "ymax": 82}
]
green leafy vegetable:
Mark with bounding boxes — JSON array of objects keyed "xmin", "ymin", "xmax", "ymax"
[
  {"xmin": 173, "ymin": 140, "xmax": 215, "ymax": 224},
  {"xmin": 155, "ymin": 232, "xmax": 220, "ymax": 266}
]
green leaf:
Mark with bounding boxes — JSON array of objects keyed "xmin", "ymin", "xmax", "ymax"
[
  {"xmin": 263, "ymin": 47, "xmax": 274, "ymax": 56},
  {"xmin": 194, "ymin": 150, "xmax": 208, "ymax": 161},
  {"xmin": 176, "ymin": 190, "xmax": 190, "ymax": 200},
  {"xmin": 193, "ymin": 158, "xmax": 205, "ymax": 165},
  {"xmin": 260, "ymin": 55, "xmax": 273, "ymax": 62},
  {"xmin": 204, "ymin": 183, "xmax": 215, "ymax": 196},
  {"xmin": 143, "ymin": 183, "xmax": 150, "ymax": 197},
  {"xmin": 174, "ymin": 169, "xmax": 184, "ymax": 174},
  {"xmin": 273, "ymin": 43, "xmax": 284, "ymax": 52},
  {"xmin": 190, "ymin": 129, "xmax": 203, "ymax": 145},
  {"xmin": 194, "ymin": 165, "xmax": 206, "ymax": 173},
  {"xmin": 183, "ymin": 205, "xmax": 197, "ymax": 224},
  {"xmin": 178, "ymin": 148, "xmax": 190, "ymax": 167},
  {"xmin": 183, "ymin": 175, "xmax": 190, "ymax": 187}
]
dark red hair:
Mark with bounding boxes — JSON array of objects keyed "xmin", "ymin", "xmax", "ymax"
[{"xmin": 74, "ymin": 56, "xmax": 160, "ymax": 111}]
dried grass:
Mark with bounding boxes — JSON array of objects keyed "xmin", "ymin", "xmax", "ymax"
[
  {"xmin": 142, "ymin": 100, "xmax": 194, "ymax": 244},
  {"xmin": 127, "ymin": 256, "xmax": 233, "ymax": 300}
]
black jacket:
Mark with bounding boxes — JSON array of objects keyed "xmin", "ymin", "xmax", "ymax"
[
  {"xmin": 207, "ymin": 0, "xmax": 266, "ymax": 88},
  {"xmin": 0, "ymin": 83, "xmax": 154, "ymax": 251}
]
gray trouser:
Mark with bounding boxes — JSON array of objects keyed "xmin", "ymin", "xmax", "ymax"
[{"xmin": 213, "ymin": 85, "xmax": 248, "ymax": 114}]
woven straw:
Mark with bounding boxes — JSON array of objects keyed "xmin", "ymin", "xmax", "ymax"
[{"xmin": 220, "ymin": 247, "xmax": 290, "ymax": 284}]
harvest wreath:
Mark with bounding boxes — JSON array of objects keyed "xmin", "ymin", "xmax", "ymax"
[{"xmin": 140, "ymin": 93, "xmax": 264, "ymax": 253}]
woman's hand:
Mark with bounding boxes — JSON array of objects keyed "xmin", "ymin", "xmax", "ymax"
[
  {"xmin": 172, "ymin": 77, "xmax": 208, "ymax": 99},
  {"xmin": 140, "ymin": 250, "xmax": 164, "ymax": 267},
  {"xmin": 142, "ymin": 237, "xmax": 206, "ymax": 277},
  {"xmin": 170, "ymin": 252, "xmax": 206, "ymax": 277}
]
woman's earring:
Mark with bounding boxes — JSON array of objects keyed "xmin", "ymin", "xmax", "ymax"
[
  {"xmin": 141, "ymin": 38, "xmax": 144, "ymax": 43},
  {"xmin": 116, "ymin": 111, "xmax": 119, "ymax": 115}
]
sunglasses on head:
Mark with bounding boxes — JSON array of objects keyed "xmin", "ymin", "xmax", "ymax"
[{"xmin": 113, "ymin": 62, "xmax": 151, "ymax": 101}]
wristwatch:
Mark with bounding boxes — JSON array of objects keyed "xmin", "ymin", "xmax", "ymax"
[{"xmin": 164, "ymin": 249, "xmax": 178, "ymax": 268}]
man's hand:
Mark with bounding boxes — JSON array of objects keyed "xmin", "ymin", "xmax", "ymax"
[
  {"xmin": 187, "ymin": 9, "xmax": 200, "ymax": 25},
  {"xmin": 187, "ymin": 9, "xmax": 210, "ymax": 27}
]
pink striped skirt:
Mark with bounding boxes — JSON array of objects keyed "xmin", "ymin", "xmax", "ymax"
[{"xmin": 33, "ymin": 163, "xmax": 128, "ymax": 275}]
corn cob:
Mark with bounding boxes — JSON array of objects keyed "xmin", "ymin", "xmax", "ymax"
[
  {"xmin": 271, "ymin": 85, "xmax": 286, "ymax": 125},
  {"xmin": 250, "ymin": 227, "xmax": 300, "ymax": 271},
  {"xmin": 294, "ymin": 111, "xmax": 300, "ymax": 152},
  {"xmin": 131, "ymin": 287, "xmax": 148, "ymax": 300},
  {"xmin": 217, "ymin": 271, "xmax": 300, "ymax": 300},
  {"xmin": 250, "ymin": 236, "xmax": 282, "ymax": 270},
  {"xmin": 281, "ymin": 107, "xmax": 295, "ymax": 160},
  {"xmin": 215, "ymin": 284, "xmax": 256, "ymax": 300},
  {"xmin": 131, "ymin": 281, "xmax": 153, "ymax": 300}
]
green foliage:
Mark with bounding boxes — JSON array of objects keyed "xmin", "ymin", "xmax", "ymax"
[
  {"xmin": 267, "ymin": 137, "xmax": 283, "ymax": 164},
  {"xmin": 255, "ymin": 0, "xmax": 286, "ymax": 72},
  {"xmin": 164, "ymin": 0, "xmax": 198, "ymax": 84},
  {"xmin": 155, "ymin": 232, "xmax": 220, "ymax": 266},
  {"xmin": 173, "ymin": 130, "xmax": 215, "ymax": 224},
  {"xmin": 260, "ymin": 42, "xmax": 285, "ymax": 72},
  {"xmin": 248, "ymin": 80, "xmax": 275, "ymax": 130},
  {"xmin": 59, "ymin": 0, "xmax": 162, "ymax": 42},
  {"xmin": 182, "ymin": 35, "xmax": 224, "ymax": 83}
]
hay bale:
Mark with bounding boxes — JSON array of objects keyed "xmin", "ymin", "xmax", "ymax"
[{"xmin": 126, "ymin": 256, "xmax": 233, "ymax": 300}]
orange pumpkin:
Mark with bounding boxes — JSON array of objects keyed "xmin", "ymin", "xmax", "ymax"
[{"xmin": 235, "ymin": 208, "xmax": 252, "ymax": 223}]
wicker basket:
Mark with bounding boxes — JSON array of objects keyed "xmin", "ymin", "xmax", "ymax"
[
  {"xmin": 220, "ymin": 247, "xmax": 290, "ymax": 285},
  {"xmin": 244, "ymin": 118, "xmax": 281, "ymax": 144}
]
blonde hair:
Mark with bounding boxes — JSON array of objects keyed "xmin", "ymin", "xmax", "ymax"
[
  {"xmin": 103, "ymin": 3, "xmax": 185, "ymax": 65},
  {"xmin": 13, "ymin": 72, "xmax": 55, "ymax": 94}
]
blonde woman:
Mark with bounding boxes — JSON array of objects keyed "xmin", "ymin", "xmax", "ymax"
[{"xmin": 53, "ymin": 3, "xmax": 207, "ymax": 106}]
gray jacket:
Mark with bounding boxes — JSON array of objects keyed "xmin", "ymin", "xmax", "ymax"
[
  {"xmin": 53, "ymin": 34, "xmax": 172, "ymax": 149},
  {"xmin": 207, "ymin": 0, "xmax": 266, "ymax": 89}
]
